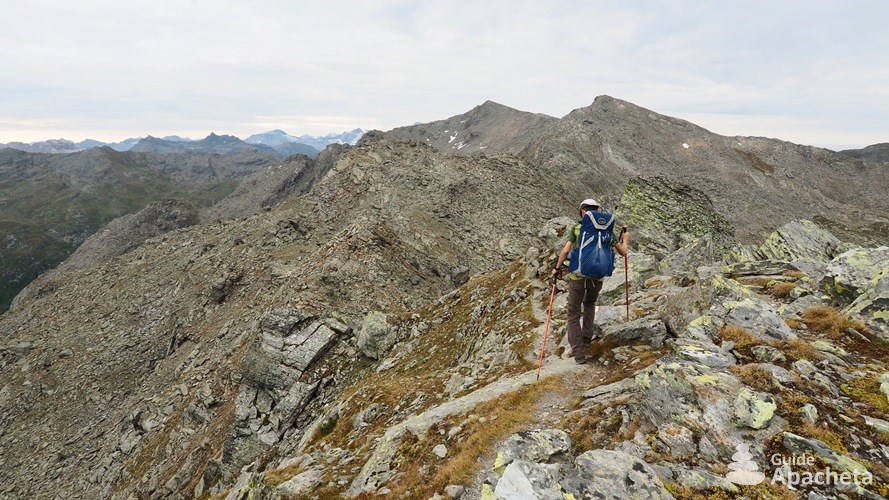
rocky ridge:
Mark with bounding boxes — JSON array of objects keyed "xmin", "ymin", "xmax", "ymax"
[{"xmin": 0, "ymin": 100, "xmax": 888, "ymax": 499}]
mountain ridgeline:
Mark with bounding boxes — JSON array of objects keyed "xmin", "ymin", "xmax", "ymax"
[
  {"xmin": 0, "ymin": 129, "xmax": 365, "ymax": 157},
  {"xmin": 0, "ymin": 96, "xmax": 887, "ymax": 499}
]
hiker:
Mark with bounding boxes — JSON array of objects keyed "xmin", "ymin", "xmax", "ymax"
[{"xmin": 551, "ymin": 199, "xmax": 629, "ymax": 364}]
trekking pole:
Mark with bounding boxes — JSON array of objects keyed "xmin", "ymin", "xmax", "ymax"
[
  {"xmin": 536, "ymin": 275, "xmax": 558, "ymax": 381},
  {"xmin": 621, "ymin": 226, "xmax": 629, "ymax": 321}
]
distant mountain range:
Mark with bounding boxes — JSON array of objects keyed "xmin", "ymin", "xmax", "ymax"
[
  {"xmin": 245, "ymin": 128, "xmax": 365, "ymax": 151},
  {"xmin": 0, "ymin": 129, "xmax": 365, "ymax": 157}
]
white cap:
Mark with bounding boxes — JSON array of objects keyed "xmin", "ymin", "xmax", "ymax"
[{"xmin": 580, "ymin": 198, "xmax": 599, "ymax": 209}]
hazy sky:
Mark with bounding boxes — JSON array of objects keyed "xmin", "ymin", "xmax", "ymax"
[{"xmin": 2, "ymin": 1, "xmax": 887, "ymax": 149}]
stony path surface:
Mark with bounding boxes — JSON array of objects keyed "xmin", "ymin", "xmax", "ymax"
[{"xmin": 346, "ymin": 355, "xmax": 584, "ymax": 497}]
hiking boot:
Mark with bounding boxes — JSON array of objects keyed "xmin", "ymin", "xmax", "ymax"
[{"xmin": 574, "ymin": 357, "xmax": 588, "ymax": 365}]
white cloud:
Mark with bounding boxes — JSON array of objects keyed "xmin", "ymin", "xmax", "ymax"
[{"xmin": 0, "ymin": 1, "xmax": 887, "ymax": 148}]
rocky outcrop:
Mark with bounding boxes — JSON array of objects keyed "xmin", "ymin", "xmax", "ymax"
[
  {"xmin": 614, "ymin": 176, "xmax": 736, "ymax": 259},
  {"xmin": 740, "ymin": 219, "xmax": 843, "ymax": 264},
  {"xmin": 222, "ymin": 309, "xmax": 350, "ymax": 481}
]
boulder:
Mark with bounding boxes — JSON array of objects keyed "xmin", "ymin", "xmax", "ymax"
[
  {"xmin": 863, "ymin": 415, "xmax": 889, "ymax": 437},
  {"xmin": 751, "ymin": 345, "xmax": 786, "ymax": 364},
  {"xmin": 782, "ymin": 294, "xmax": 827, "ymax": 319},
  {"xmin": 581, "ymin": 377, "xmax": 639, "ymax": 408},
  {"xmin": 493, "ymin": 429, "xmax": 571, "ymax": 471},
  {"xmin": 633, "ymin": 357, "xmax": 785, "ymax": 461},
  {"xmin": 494, "ymin": 460, "xmax": 563, "ymax": 500},
  {"xmin": 571, "ymin": 449, "xmax": 674, "ymax": 499},
  {"xmin": 661, "ymin": 233, "xmax": 736, "ymax": 278},
  {"xmin": 673, "ymin": 337, "xmax": 736, "ymax": 369},
  {"xmin": 800, "ymin": 404, "xmax": 818, "ymax": 423},
  {"xmin": 734, "ymin": 388, "xmax": 777, "ymax": 429},
  {"xmin": 819, "ymin": 246, "xmax": 889, "ymax": 305},
  {"xmin": 243, "ymin": 311, "xmax": 338, "ymax": 391},
  {"xmin": 537, "ymin": 217, "xmax": 578, "ymax": 251},
  {"xmin": 745, "ymin": 220, "xmax": 842, "ymax": 263},
  {"xmin": 747, "ymin": 363, "xmax": 793, "ymax": 386},
  {"xmin": 664, "ymin": 464, "xmax": 739, "ymax": 493},
  {"xmin": 275, "ymin": 468, "xmax": 323, "ymax": 498},
  {"xmin": 356, "ymin": 311, "xmax": 395, "ymax": 360},
  {"xmin": 782, "ymin": 432, "xmax": 869, "ymax": 473},
  {"xmin": 844, "ymin": 265, "xmax": 889, "ymax": 329},
  {"xmin": 722, "ymin": 298, "xmax": 795, "ymax": 340},
  {"xmin": 601, "ymin": 317, "xmax": 669, "ymax": 348}
]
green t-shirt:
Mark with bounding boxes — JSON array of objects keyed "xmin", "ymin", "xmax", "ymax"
[{"xmin": 565, "ymin": 222, "xmax": 619, "ymax": 281}]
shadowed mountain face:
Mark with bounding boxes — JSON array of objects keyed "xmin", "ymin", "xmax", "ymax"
[
  {"xmin": 0, "ymin": 146, "xmax": 279, "ymax": 312},
  {"xmin": 0, "ymin": 98, "xmax": 887, "ymax": 499}
]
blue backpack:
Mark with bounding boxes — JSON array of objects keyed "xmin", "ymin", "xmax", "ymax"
[{"xmin": 567, "ymin": 210, "xmax": 616, "ymax": 279}]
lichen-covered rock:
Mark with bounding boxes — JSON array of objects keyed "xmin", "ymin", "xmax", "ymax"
[
  {"xmin": 820, "ymin": 246, "xmax": 889, "ymax": 305},
  {"xmin": 493, "ymin": 429, "xmax": 571, "ymax": 471},
  {"xmin": 657, "ymin": 423, "xmax": 697, "ymax": 458},
  {"xmin": 720, "ymin": 259, "xmax": 801, "ymax": 277},
  {"xmin": 734, "ymin": 388, "xmax": 777, "ymax": 429},
  {"xmin": 572, "ymin": 449, "xmax": 674, "ymax": 499},
  {"xmin": 661, "ymin": 233, "xmax": 736, "ymax": 278},
  {"xmin": 782, "ymin": 432, "xmax": 869, "ymax": 473},
  {"xmin": 751, "ymin": 345, "xmax": 786, "ymax": 364},
  {"xmin": 613, "ymin": 176, "xmax": 736, "ymax": 259},
  {"xmin": 664, "ymin": 464, "xmax": 739, "ymax": 494},
  {"xmin": 600, "ymin": 252, "xmax": 657, "ymax": 303},
  {"xmin": 600, "ymin": 317, "xmax": 669, "ymax": 348},
  {"xmin": 722, "ymin": 298, "xmax": 795, "ymax": 340},
  {"xmin": 845, "ymin": 265, "xmax": 889, "ymax": 331},
  {"xmin": 673, "ymin": 337, "xmax": 736, "ymax": 369},
  {"xmin": 494, "ymin": 460, "xmax": 562, "ymax": 500},
  {"xmin": 743, "ymin": 220, "xmax": 842, "ymax": 263},
  {"xmin": 661, "ymin": 274, "xmax": 751, "ymax": 336},
  {"xmin": 356, "ymin": 311, "xmax": 394, "ymax": 360},
  {"xmin": 633, "ymin": 357, "xmax": 786, "ymax": 461},
  {"xmin": 782, "ymin": 293, "xmax": 827, "ymax": 319}
]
